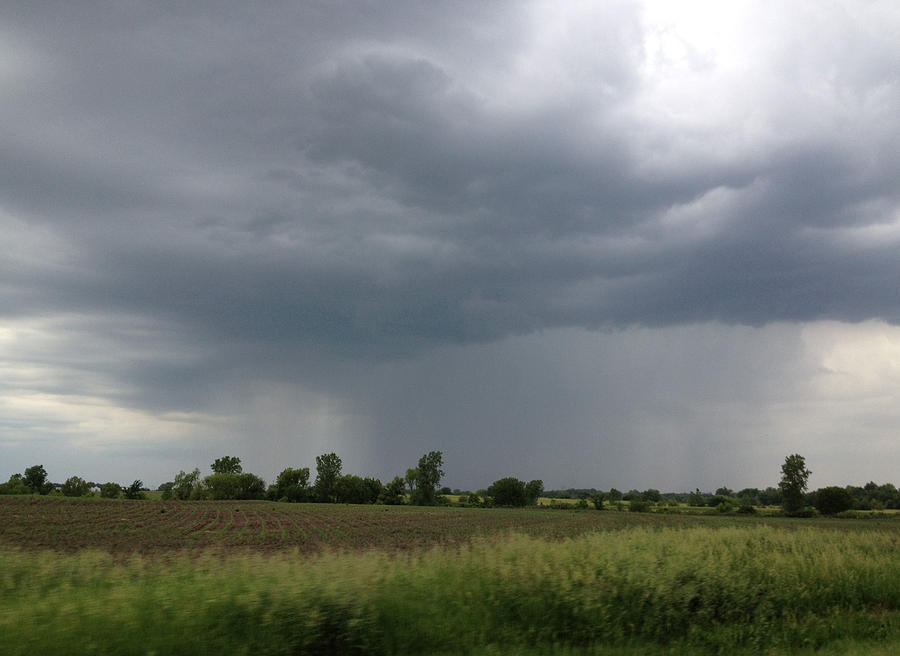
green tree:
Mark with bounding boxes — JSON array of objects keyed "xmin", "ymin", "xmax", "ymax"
[
  {"xmin": 100, "ymin": 482, "xmax": 122, "ymax": 498},
  {"xmin": 61, "ymin": 476, "xmax": 91, "ymax": 497},
  {"xmin": 158, "ymin": 482, "xmax": 174, "ymax": 500},
  {"xmin": 378, "ymin": 476, "xmax": 406, "ymax": 505},
  {"xmin": 779, "ymin": 454, "xmax": 811, "ymax": 515},
  {"xmin": 314, "ymin": 453, "xmax": 342, "ymax": 502},
  {"xmin": 488, "ymin": 477, "xmax": 527, "ymax": 507},
  {"xmin": 688, "ymin": 488, "xmax": 705, "ymax": 506},
  {"xmin": 607, "ymin": 488, "xmax": 623, "ymax": 502},
  {"xmin": 172, "ymin": 468, "xmax": 201, "ymax": 500},
  {"xmin": 334, "ymin": 474, "xmax": 381, "ymax": 504},
  {"xmin": 642, "ymin": 489, "xmax": 661, "ymax": 502},
  {"xmin": 815, "ymin": 486, "xmax": 853, "ymax": 515},
  {"xmin": 0, "ymin": 474, "xmax": 30, "ymax": 495},
  {"xmin": 124, "ymin": 480, "xmax": 145, "ymax": 500},
  {"xmin": 405, "ymin": 468, "xmax": 418, "ymax": 496},
  {"xmin": 269, "ymin": 467, "xmax": 310, "ymax": 502},
  {"xmin": 524, "ymin": 479, "xmax": 544, "ymax": 505},
  {"xmin": 203, "ymin": 472, "xmax": 266, "ymax": 500},
  {"xmin": 24, "ymin": 465, "xmax": 49, "ymax": 494},
  {"xmin": 211, "ymin": 456, "xmax": 242, "ymax": 474},
  {"xmin": 411, "ymin": 451, "xmax": 444, "ymax": 506}
]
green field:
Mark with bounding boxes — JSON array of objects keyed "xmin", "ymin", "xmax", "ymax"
[{"xmin": 2, "ymin": 498, "xmax": 899, "ymax": 655}]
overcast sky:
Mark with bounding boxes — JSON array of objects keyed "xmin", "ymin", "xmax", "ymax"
[{"xmin": 3, "ymin": 1, "xmax": 900, "ymax": 492}]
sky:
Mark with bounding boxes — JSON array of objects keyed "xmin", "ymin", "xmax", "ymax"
[{"xmin": 2, "ymin": 1, "xmax": 900, "ymax": 492}]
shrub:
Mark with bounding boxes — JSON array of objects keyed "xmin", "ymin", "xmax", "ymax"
[
  {"xmin": 487, "ymin": 477, "xmax": 528, "ymax": 507},
  {"xmin": 100, "ymin": 482, "xmax": 122, "ymax": 499},
  {"xmin": 0, "ymin": 474, "xmax": 30, "ymax": 495},
  {"xmin": 629, "ymin": 499, "xmax": 651, "ymax": 513},
  {"xmin": 463, "ymin": 492, "xmax": 483, "ymax": 507},
  {"xmin": 124, "ymin": 480, "xmax": 145, "ymax": 500},
  {"xmin": 61, "ymin": 476, "xmax": 91, "ymax": 497},
  {"xmin": 815, "ymin": 486, "xmax": 854, "ymax": 515}
]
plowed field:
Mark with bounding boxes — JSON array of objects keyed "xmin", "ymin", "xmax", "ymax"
[{"xmin": 0, "ymin": 496, "xmax": 704, "ymax": 555}]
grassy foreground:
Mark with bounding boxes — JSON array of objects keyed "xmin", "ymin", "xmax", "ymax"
[{"xmin": 2, "ymin": 525, "xmax": 899, "ymax": 655}]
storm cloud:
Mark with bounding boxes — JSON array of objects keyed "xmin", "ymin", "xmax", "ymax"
[{"xmin": 2, "ymin": 1, "xmax": 899, "ymax": 490}]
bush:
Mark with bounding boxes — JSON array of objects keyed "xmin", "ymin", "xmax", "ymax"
[
  {"xmin": 100, "ymin": 482, "xmax": 122, "ymax": 499},
  {"xmin": 377, "ymin": 477, "xmax": 406, "ymax": 505},
  {"xmin": 61, "ymin": 476, "xmax": 91, "ymax": 497},
  {"xmin": 462, "ymin": 492, "xmax": 483, "ymax": 507},
  {"xmin": 124, "ymin": 480, "xmax": 145, "ymax": 500},
  {"xmin": 0, "ymin": 474, "xmax": 30, "ymax": 495},
  {"xmin": 487, "ymin": 477, "xmax": 528, "ymax": 507},
  {"xmin": 815, "ymin": 486, "xmax": 854, "ymax": 515},
  {"xmin": 202, "ymin": 473, "xmax": 266, "ymax": 500},
  {"xmin": 629, "ymin": 499, "xmax": 651, "ymax": 513}
]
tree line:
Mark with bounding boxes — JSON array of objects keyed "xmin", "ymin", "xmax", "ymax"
[
  {"xmin": 148, "ymin": 451, "xmax": 448, "ymax": 506},
  {"xmin": 0, "ymin": 465, "xmax": 147, "ymax": 500},
  {"xmin": 2, "ymin": 453, "xmax": 896, "ymax": 515}
]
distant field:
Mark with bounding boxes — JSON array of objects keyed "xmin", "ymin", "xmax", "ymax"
[
  {"xmin": 3, "ymin": 495, "xmax": 899, "ymax": 557},
  {"xmin": 0, "ymin": 496, "xmax": 736, "ymax": 555}
]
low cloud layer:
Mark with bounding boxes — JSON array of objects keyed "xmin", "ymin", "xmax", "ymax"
[{"xmin": 2, "ymin": 2, "xmax": 899, "ymax": 489}]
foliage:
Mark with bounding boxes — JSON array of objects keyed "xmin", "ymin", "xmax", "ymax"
[
  {"xmin": 607, "ymin": 487, "xmax": 623, "ymax": 502},
  {"xmin": 759, "ymin": 486, "xmax": 783, "ymax": 506},
  {"xmin": 171, "ymin": 469, "xmax": 202, "ymax": 500},
  {"xmin": 404, "ymin": 468, "xmax": 418, "ymax": 495},
  {"xmin": 488, "ymin": 477, "xmax": 528, "ymax": 507},
  {"xmin": 377, "ymin": 476, "xmax": 406, "ymax": 505},
  {"xmin": 688, "ymin": 488, "xmax": 706, "ymax": 506},
  {"xmin": 524, "ymin": 479, "xmax": 543, "ymax": 505},
  {"xmin": 462, "ymin": 491, "xmax": 483, "ymax": 507},
  {"xmin": 736, "ymin": 487, "xmax": 761, "ymax": 505},
  {"xmin": 629, "ymin": 498, "xmax": 651, "ymax": 512},
  {"xmin": 815, "ymin": 486, "xmax": 855, "ymax": 515},
  {"xmin": 124, "ymin": 480, "xmax": 146, "ymax": 500},
  {"xmin": 780, "ymin": 453, "xmax": 812, "ymax": 515},
  {"xmin": 60, "ymin": 476, "xmax": 91, "ymax": 497},
  {"xmin": 0, "ymin": 474, "xmax": 30, "ymax": 495},
  {"xmin": 157, "ymin": 482, "xmax": 174, "ymax": 500},
  {"xmin": 268, "ymin": 467, "xmax": 310, "ymax": 502},
  {"xmin": 314, "ymin": 453, "xmax": 342, "ymax": 502},
  {"xmin": 23, "ymin": 465, "xmax": 49, "ymax": 494},
  {"xmin": 99, "ymin": 482, "xmax": 122, "ymax": 499},
  {"xmin": 202, "ymin": 473, "xmax": 266, "ymax": 500},
  {"xmin": 589, "ymin": 492, "xmax": 605, "ymax": 509},
  {"xmin": 642, "ymin": 488, "xmax": 661, "ymax": 502},
  {"xmin": 334, "ymin": 475, "xmax": 381, "ymax": 504},
  {"xmin": 210, "ymin": 456, "xmax": 242, "ymax": 475},
  {"xmin": 410, "ymin": 451, "xmax": 444, "ymax": 506}
]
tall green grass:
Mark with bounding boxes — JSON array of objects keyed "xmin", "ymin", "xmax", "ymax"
[{"xmin": 2, "ymin": 525, "xmax": 899, "ymax": 654}]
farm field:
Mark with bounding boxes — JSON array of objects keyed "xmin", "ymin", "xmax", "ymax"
[
  {"xmin": 2, "ymin": 497, "xmax": 900, "ymax": 655},
  {"xmin": 0, "ymin": 495, "xmax": 725, "ymax": 555}
]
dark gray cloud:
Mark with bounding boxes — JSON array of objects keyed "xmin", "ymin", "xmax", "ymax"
[{"xmin": 2, "ymin": 2, "xmax": 900, "ymax": 488}]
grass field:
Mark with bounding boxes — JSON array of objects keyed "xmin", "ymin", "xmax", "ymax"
[{"xmin": 2, "ymin": 497, "xmax": 899, "ymax": 654}]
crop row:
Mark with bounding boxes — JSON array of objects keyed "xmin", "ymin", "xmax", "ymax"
[
  {"xmin": 5, "ymin": 496, "xmax": 898, "ymax": 557},
  {"xmin": 0, "ymin": 496, "xmax": 716, "ymax": 555}
]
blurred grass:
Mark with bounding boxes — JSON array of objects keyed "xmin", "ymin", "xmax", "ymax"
[{"xmin": 2, "ymin": 525, "xmax": 899, "ymax": 654}]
